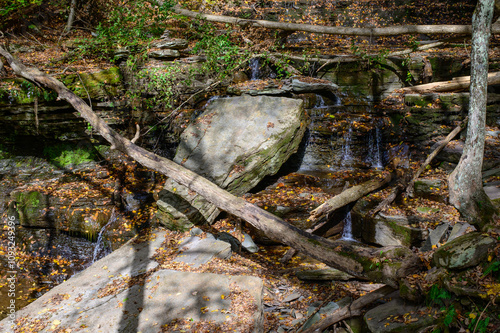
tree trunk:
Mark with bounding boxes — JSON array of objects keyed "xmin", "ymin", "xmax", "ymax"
[
  {"xmin": 0, "ymin": 47, "xmax": 422, "ymax": 287},
  {"xmin": 173, "ymin": 6, "xmax": 500, "ymax": 37},
  {"xmin": 448, "ymin": 0, "xmax": 499, "ymax": 229},
  {"xmin": 64, "ymin": 0, "xmax": 77, "ymax": 34}
]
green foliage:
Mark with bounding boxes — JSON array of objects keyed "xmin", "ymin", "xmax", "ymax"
[
  {"xmin": 0, "ymin": 0, "xmax": 42, "ymax": 20},
  {"xmin": 73, "ymin": 0, "xmax": 174, "ymax": 60},
  {"xmin": 136, "ymin": 66, "xmax": 183, "ymax": 109},
  {"xmin": 427, "ymin": 284, "xmax": 452, "ymax": 308},
  {"xmin": 43, "ymin": 143, "xmax": 97, "ymax": 167},
  {"xmin": 469, "ymin": 312, "xmax": 490, "ymax": 333},
  {"xmin": 192, "ymin": 23, "xmax": 246, "ymax": 79},
  {"xmin": 350, "ymin": 41, "xmax": 389, "ymax": 71},
  {"xmin": 483, "ymin": 260, "xmax": 500, "ymax": 280},
  {"xmin": 0, "ymin": 145, "xmax": 12, "ymax": 159}
]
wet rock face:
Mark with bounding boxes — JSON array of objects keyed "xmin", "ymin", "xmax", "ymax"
[{"xmin": 156, "ymin": 95, "xmax": 307, "ymax": 229}]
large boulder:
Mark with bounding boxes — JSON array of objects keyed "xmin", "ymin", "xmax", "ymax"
[{"xmin": 156, "ymin": 95, "xmax": 307, "ymax": 229}]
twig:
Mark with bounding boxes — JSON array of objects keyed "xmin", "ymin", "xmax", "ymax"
[
  {"xmin": 473, "ymin": 301, "xmax": 490, "ymax": 333},
  {"xmin": 34, "ymin": 97, "xmax": 39, "ymax": 134}
]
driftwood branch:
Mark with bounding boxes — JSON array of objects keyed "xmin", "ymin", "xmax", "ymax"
[
  {"xmin": 309, "ymin": 172, "xmax": 392, "ymax": 223},
  {"xmin": 405, "ymin": 118, "xmax": 468, "ymax": 198},
  {"xmin": 173, "ymin": 6, "xmax": 500, "ymax": 36},
  {"xmin": 299, "ymin": 285, "xmax": 395, "ymax": 333},
  {"xmin": 0, "ymin": 46, "xmax": 422, "ymax": 287}
]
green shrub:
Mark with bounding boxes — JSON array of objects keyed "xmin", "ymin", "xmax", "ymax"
[{"xmin": 43, "ymin": 143, "xmax": 97, "ymax": 167}]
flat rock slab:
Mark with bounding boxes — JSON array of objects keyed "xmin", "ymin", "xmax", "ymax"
[
  {"xmin": 484, "ymin": 181, "xmax": 500, "ymax": 200},
  {"xmin": 0, "ymin": 229, "xmax": 264, "ymax": 333},
  {"xmin": 364, "ymin": 297, "xmax": 439, "ymax": 333},
  {"xmin": 173, "ymin": 235, "xmax": 232, "ymax": 267}
]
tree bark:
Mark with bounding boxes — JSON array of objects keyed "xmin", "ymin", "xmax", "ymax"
[
  {"xmin": 0, "ymin": 46, "xmax": 422, "ymax": 287},
  {"xmin": 173, "ymin": 6, "xmax": 500, "ymax": 37},
  {"xmin": 448, "ymin": 0, "xmax": 499, "ymax": 228},
  {"xmin": 309, "ymin": 172, "xmax": 392, "ymax": 223},
  {"xmin": 400, "ymin": 71, "xmax": 500, "ymax": 93},
  {"xmin": 64, "ymin": 0, "xmax": 77, "ymax": 34}
]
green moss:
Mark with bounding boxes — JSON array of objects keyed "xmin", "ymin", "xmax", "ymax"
[
  {"xmin": 62, "ymin": 67, "xmax": 122, "ymax": 100},
  {"xmin": 307, "ymin": 238, "xmax": 321, "ymax": 246}
]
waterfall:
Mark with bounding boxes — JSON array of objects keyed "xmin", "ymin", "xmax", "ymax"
[
  {"xmin": 367, "ymin": 125, "xmax": 383, "ymax": 169},
  {"xmin": 340, "ymin": 211, "xmax": 355, "ymax": 241},
  {"xmin": 249, "ymin": 58, "xmax": 261, "ymax": 80},
  {"xmin": 92, "ymin": 209, "xmax": 116, "ymax": 263}
]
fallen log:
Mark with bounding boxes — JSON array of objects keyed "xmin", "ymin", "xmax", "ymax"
[
  {"xmin": 173, "ymin": 6, "xmax": 500, "ymax": 36},
  {"xmin": 0, "ymin": 46, "xmax": 422, "ymax": 287},
  {"xmin": 400, "ymin": 71, "xmax": 500, "ymax": 93},
  {"xmin": 405, "ymin": 118, "xmax": 467, "ymax": 198},
  {"xmin": 299, "ymin": 285, "xmax": 395, "ymax": 333},
  {"xmin": 308, "ymin": 172, "xmax": 392, "ymax": 223}
]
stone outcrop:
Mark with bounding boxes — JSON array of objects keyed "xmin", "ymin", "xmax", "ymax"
[{"xmin": 156, "ymin": 95, "xmax": 307, "ymax": 229}]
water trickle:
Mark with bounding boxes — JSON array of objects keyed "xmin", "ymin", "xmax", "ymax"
[
  {"xmin": 314, "ymin": 95, "xmax": 327, "ymax": 109},
  {"xmin": 249, "ymin": 58, "xmax": 261, "ymax": 80},
  {"xmin": 340, "ymin": 125, "xmax": 354, "ymax": 167},
  {"xmin": 92, "ymin": 209, "xmax": 116, "ymax": 263},
  {"xmin": 367, "ymin": 125, "xmax": 383, "ymax": 169},
  {"xmin": 340, "ymin": 211, "xmax": 355, "ymax": 241}
]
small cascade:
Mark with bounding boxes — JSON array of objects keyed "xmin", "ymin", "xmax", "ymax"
[
  {"xmin": 249, "ymin": 58, "xmax": 261, "ymax": 80},
  {"xmin": 367, "ymin": 125, "xmax": 383, "ymax": 169},
  {"xmin": 340, "ymin": 211, "xmax": 355, "ymax": 241},
  {"xmin": 314, "ymin": 95, "xmax": 327, "ymax": 109},
  {"xmin": 340, "ymin": 125, "xmax": 354, "ymax": 167},
  {"xmin": 92, "ymin": 209, "xmax": 116, "ymax": 263}
]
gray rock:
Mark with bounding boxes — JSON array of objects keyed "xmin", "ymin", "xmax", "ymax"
[
  {"xmin": 152, "ymin": 38, "xmax": 188, "ymax": 50},
  {"xmin": 413, "ymin": 178, "xmax": 447, "ymax": 202},
  {"xmin": 215, "ymin": 232, "xmax": 241, "ymax": 252},
  {"xmin": 157, "ymin": 95, "xmax": 306, "ymax": 228},
  {"xmin": 148, "ymin": 49, "xmax": 180, "ymax": 59},
  {"xmin": 290, "ymin": 76, "xmax": 339, "ymax": 93},
  {"xmin": 241, "ymin": 232, "xmax": 259, "ymax": 253},
  {"xmin": 484, "ymin": 181, "xmax": 500, "ymax": 200},
  {"xmin": 433, "ymin": 232, "xmax": 496, "ymax": 270},
  {"xmin": 174, "ymin": 235, "xmax": 232, "ymax": 267},
  {"xmin": 447, "ymin": 222, "xmax": 473, "ymax": 242},
  {"xmin": 190, "ymin": 227, "xmax": 203, "ymax": 236},
  {"xmin": 420, "ymin": 222, "xmax": 449, "ymax": 252},
  {"xmin": 352, "ymin": 203, "xmax": 427, "ymax": 247},
  {"xmin": 0, "ymin": 230, "xmax": 264, "ymax": 332},
  {"xmin": 364, "ymin": 297, "xmax": 438, "ymax": 333}
]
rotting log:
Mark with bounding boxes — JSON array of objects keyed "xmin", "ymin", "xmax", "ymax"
[
  {"xmin": 0, "ymin": 46, "xmax": 423, "ymax": 287},
  {"xmin": 309, "ymin": 172, "xmax": 392, "ymax": 223}
]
